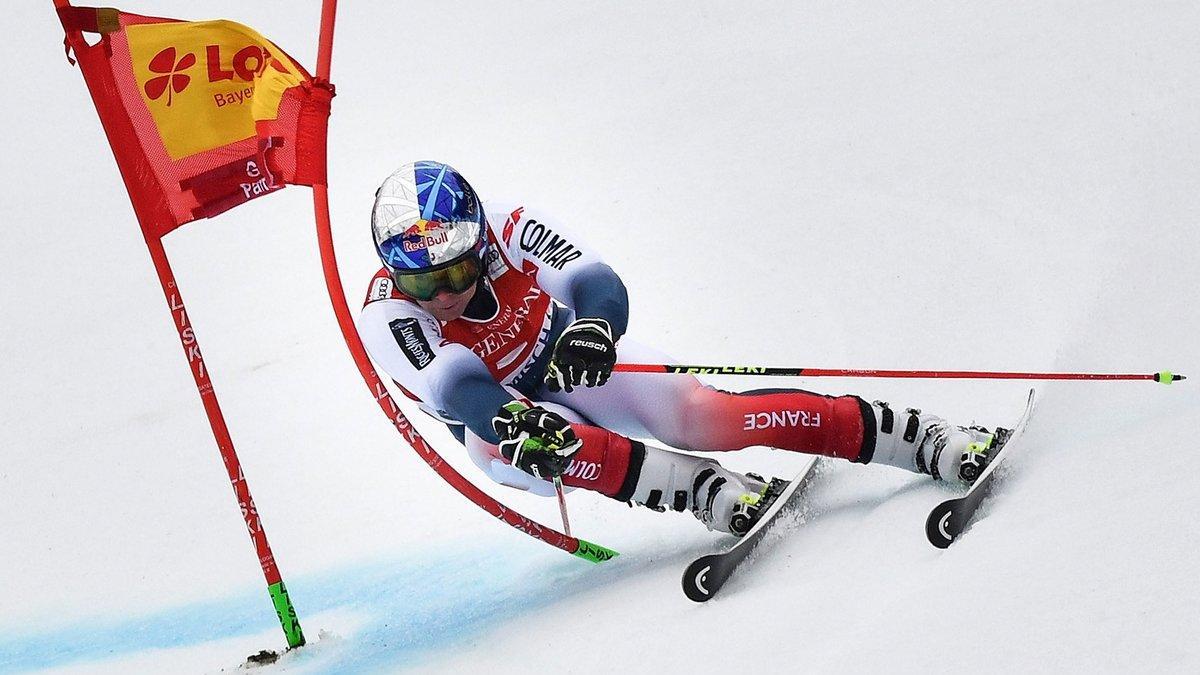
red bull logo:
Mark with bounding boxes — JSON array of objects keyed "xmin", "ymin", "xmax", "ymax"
[{"xmin": 401, "ymin": 220, "xmax": 449, "ymax": 252}]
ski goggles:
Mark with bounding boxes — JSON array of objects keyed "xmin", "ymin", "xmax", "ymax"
[{"xmin": 391, "ymin": 251, "xmax": 483, "ymax": 301}]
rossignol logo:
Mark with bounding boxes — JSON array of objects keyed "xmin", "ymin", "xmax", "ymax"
[
  {"xmin": 743, "ymin": 410, "xmax": 822, "ymax": 430},
  {"xmin": 390, "ymin": 318, "xmax": 436, "ymax": 370}
]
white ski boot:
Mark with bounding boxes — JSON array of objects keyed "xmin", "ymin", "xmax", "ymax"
[
  {"xmin": 627, "ymin": 444, "xmax": 775, "ymax": 536},
  {"xmin": 866, "ymin": 401, "xmax": 998, "ymax": 484}
]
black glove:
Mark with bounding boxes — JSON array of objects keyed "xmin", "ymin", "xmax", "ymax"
[
  {"xmin": 545, "ymin": 318, "xmax": 617, "ymax": 393},
  {"xmin": 491, "ymin": 401, "xmax": 583, "ymax": 479}
]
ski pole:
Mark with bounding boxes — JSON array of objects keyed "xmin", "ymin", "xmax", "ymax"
[
  {"xmin": 613, "ymin": 364, "xmax": 1186, "ymax": 384},
  {"xmin": 553, "ymin": 476, "xmax": 572, "ymax": 537}
]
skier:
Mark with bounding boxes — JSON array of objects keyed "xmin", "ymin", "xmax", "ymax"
[{"xmin": 357, "ymin": 161, "xmax": 999, "ymax": 536}]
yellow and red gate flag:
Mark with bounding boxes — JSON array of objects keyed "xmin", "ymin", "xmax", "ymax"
[{"xmin": 57, "ymin": 6, "xmax": 334, "ymax": 236}]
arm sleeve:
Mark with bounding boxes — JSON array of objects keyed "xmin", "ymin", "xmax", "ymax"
[
  {"xmin": 564, "ymin": 262, "xmax": 629, "ymax": 338},
  {"xmin": 357, "ymin": 301, "xmax": 512, "ymax": 443},
  {"xmin": 493, "ymin": 203, "xmax": 629, "ymax": 338}
]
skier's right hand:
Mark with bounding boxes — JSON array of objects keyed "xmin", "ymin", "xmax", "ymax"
[{"xmin": 491, "ymin": 401, "xmax": 582, "ymax": 480}]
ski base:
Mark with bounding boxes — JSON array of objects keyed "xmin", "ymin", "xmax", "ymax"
[
  {"xmin": 682, "ymin": 458, "xmax": 823, "ymax": 602},
  {"xmin": 925, "ymin": 388, "xmax": 1038, "ymax": 548}
]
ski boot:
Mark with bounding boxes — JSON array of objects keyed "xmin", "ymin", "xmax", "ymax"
[
  {"xmin": 626, "ymin": 444, "xmax": 777, "ymax": 536},
  {"xmin": 868, "ymin": 401, "xmax": 1008, "ymax": 485},
  {"xmin": 692, "ymin": 468, "xmax": 782, "ymax": 536},
  {"xmin": 921, "ymin": 423, "xmax": 1014, "ymax": 484}
]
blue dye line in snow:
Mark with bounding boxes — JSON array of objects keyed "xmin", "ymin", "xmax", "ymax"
[{"xmin": 0, "ymin": 541, "xmax": 615, "ymax": 674}]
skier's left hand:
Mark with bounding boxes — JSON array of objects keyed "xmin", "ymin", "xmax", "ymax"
[
  {"xmin": 545, "ymin": 317, "xmax": 616, "ymax": 393},
  {"xmin": 491, "ymin": 401, "xmax": 583, "ymax": 479}
]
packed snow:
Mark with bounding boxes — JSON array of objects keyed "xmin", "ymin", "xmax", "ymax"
[{"xmin": 2, "ymin": 1, "xmax": 1197, "ymax": 673}]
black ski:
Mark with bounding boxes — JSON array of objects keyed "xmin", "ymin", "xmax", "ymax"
[
  {"xmin": 682, "ymin": 458, "xmax": 823, "ymax": 602},
  {"xmin": 926, "ymin": 388, "xmax": 1038, "ymax": 548}
]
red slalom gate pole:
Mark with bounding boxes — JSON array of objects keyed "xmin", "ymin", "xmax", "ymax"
[
  {"xmin": 614, "ymin": 364, "xmax": 1187, "ymax": 384},
  {"xmin": 52, "ymin": 0, "xmax": 304, "ymax": 649},
  {"xmin": 316, "ymin": 0, "xmax": 337, "ymax": 80},
  {"xmin": 142, "ymin": 236, "xmax": 305, "ymax": 648}
]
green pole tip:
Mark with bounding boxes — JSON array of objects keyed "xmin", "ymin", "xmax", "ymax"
[
  {"xmin": 268, "ymin": 581, "xmax": 306, "ymax": 648},
  {"xmin": 573, "ymin": 538, "xmax": 620, "ymax": 564},
  {"xmin": 1155, "ymin": 371, "xmax": 1184, "ymax": 384}
]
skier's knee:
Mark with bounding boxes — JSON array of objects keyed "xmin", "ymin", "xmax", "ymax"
[{"xmin": 656, "ymin": 386, "xmax": 725, "ymax": 451}]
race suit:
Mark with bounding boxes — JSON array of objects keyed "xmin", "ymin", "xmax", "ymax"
[{"xmin": 357, "ymin": 202, "xmax": 872, "ymax": 499}]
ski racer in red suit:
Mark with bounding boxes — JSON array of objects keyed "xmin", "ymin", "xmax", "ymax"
[{"xmin": 357, "ymin": 161, "xmax": 998, "ymax": 535}]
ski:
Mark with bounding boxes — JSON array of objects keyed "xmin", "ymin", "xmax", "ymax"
[
  {"xmin": 926, "ymin": 388, "xmax": 1038, "ymax": 548},
  {"xmin": 682, "ymin": 458, "xmax": 823, "ymax": 602}
]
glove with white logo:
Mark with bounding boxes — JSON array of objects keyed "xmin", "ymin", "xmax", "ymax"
[
  {"xmin": 545, "ymin": 318, "xmax": 617, "ymax": 393},
  {"xmin": 491, "ymin": 401, "xmax": 583, "ymax": 479}
]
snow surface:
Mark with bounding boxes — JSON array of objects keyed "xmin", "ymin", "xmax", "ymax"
[{"xmin": 3, "ymin": 1, "xmax": 1198, "ymax": 673}]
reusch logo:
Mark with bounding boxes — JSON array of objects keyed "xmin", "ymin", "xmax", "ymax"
[{"xmin": 145, "ymin": 47, "xmax": 195, "ymax": 106}]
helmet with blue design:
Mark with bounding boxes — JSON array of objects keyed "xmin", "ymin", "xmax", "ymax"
[{"xmin": 371, "ymin": 161, "xmax": 488, "ymax": 301}]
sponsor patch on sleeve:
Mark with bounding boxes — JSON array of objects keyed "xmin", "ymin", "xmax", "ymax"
[
  {"xmin": 484, "ymin": 247, "xmax": 510, "ymax": 280},
  {"xmin": 389, "ymin": 318, "xmax": 436, "ymax": 370},
  {"xmin": 368, "ymin": 276, "xmax": 394, "ymax": 303}
]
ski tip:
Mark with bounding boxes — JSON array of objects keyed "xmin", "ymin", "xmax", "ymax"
[
  {"xmin": 682, "ymin": 555, "xmax": 723, "ymax": 603},
  {"xmin": 925, "ymin": 502, "xmax": 959, "ymax": 549}
]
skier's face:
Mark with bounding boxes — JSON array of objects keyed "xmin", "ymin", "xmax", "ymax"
[{"xmin": 417, "ymin": 282, "xmax": 477, "ymax": 321}]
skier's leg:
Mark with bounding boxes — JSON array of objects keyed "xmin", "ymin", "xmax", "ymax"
[
  {"xmin": 466, "ymin": 401, "xmax": 771, "ymax": 535},
  {"xmin": 541, "ymin": 338, "xmax": 867, "ymax": 458},
  {"xmin": 841, "ymin": 400, "xmax": 999, "ymax": 483},
  {"xmin": 544, "ymin": 338, "xmax": 996, "ymax": 482}
]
